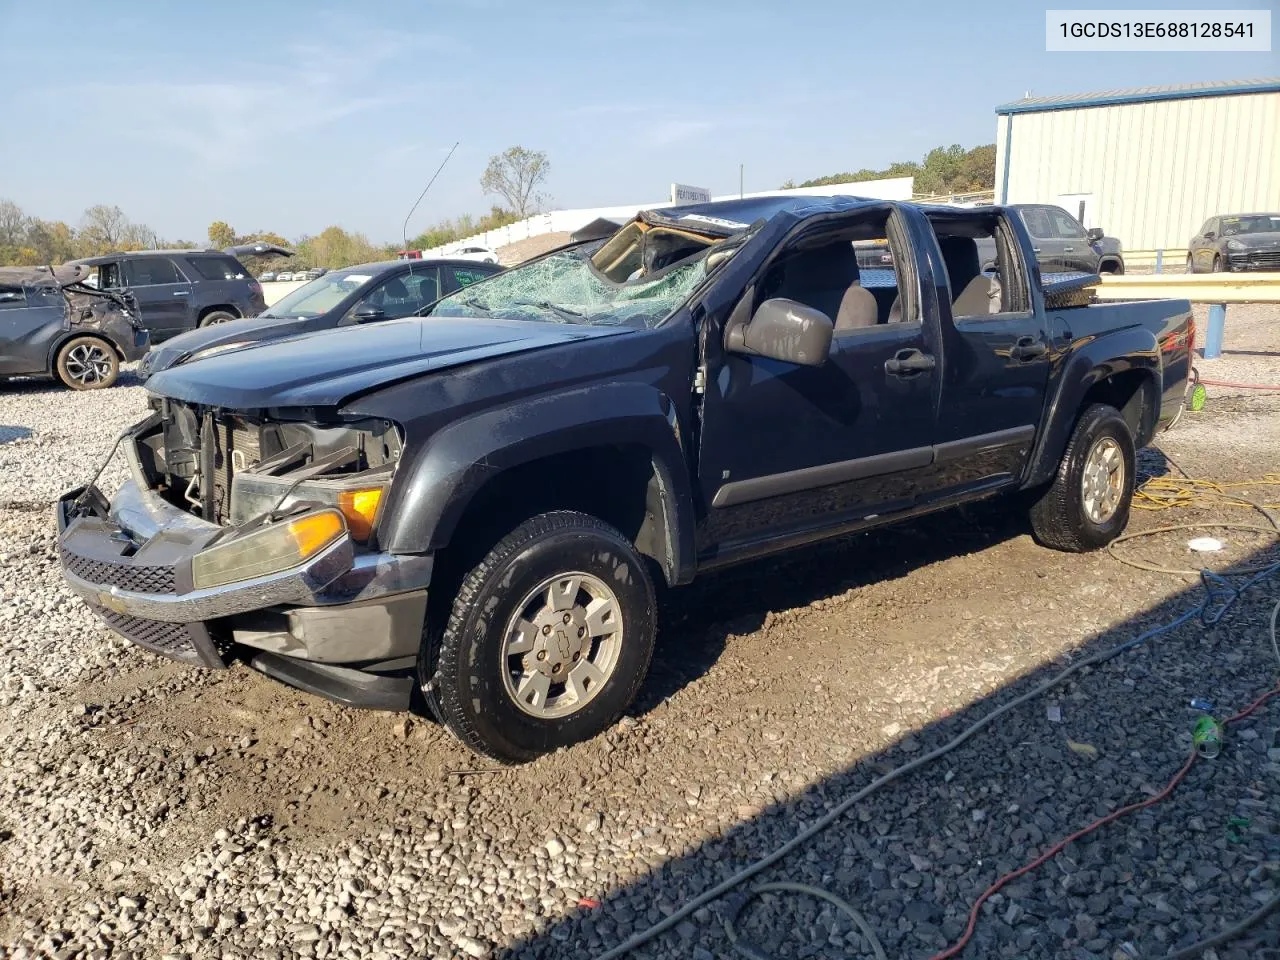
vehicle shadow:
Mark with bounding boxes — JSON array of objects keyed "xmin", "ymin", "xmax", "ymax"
[
  {"xmin": 638, "ymin": 445, "xmax": 1189, "ymax": 716},
  {"xmin": 638, "ymin": 497, "xmax": 1032, "ymax": 714},
  {"xmin": 499, "ymin": 539, "xmax": 1280, "ymax": 960}
]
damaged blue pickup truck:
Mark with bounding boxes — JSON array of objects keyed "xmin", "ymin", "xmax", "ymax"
[{"xmin": 57, "ymin": 196, "xmax": 1193, "ymax": 761}]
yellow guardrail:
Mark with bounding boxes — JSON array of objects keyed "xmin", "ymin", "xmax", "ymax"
[
  {"xmin": 1120, "ymin": 248, "xmax": 1189, "ymax": 267},
  {"xmin": 1091, "ymin": 272, "xmax": 1280, "ymax": 304},
  {"xmin": 1088, "ymin": 271, "xmax": 1280, "ymax": 358}
]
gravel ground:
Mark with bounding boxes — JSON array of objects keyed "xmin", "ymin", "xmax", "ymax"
[{"xmin": 1, "ymin": 309, "xmax": 1279, "ymax": 960}]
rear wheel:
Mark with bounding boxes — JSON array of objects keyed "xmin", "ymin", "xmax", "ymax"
[
  {"xmin": 199, "ymin": 310, "xmax": 238, "ymax": 327},
  {"xmin": 55, "ymin": 336, "xmax": 118, "ymax": 390},
  {"xmin": 1185, "ymin": 255, "xmax": 1196, "ymax": 274},
  {"xmin": 1029, "ymin": 403, "xmax": 1135, "ymax": 552},
  {"xmin": 422, "ymin": 511, "xmax": 656, "ymax": 762}
]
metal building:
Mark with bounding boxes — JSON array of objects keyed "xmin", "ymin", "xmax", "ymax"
[{"xmin": 995, "ymin": 78, "xmax": 1280, "ymax": 259}]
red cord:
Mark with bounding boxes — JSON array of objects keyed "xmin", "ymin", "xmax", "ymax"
[
  {"xmin": 1197, "ymin": 378, "xmax": 1280, "ymax": 392},
  {"xmin": 930, "ymin": 685, "xmax": 1280, "ymax": 960}
]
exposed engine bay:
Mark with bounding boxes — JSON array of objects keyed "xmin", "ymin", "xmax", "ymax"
[{"xmin": 135, "ymin": 401, "xmax": 401, "ymax": 539}]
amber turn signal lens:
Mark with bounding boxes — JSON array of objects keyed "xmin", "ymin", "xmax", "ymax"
[
  {"xmin": 337, "ymin": 487, "xmax": 384, "ymax": 541},
  {"xmin": 287, "ymin": 510, "xmax": 346, "ymax": 555},
  {"xmin": 191, "ymin": 509, "xmax": 346, "ymax": 590}
]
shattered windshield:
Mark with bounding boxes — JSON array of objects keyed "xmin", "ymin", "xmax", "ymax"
[{"xmin": 429, "ymin": 243, "xmax": 706, "ymax": 329}]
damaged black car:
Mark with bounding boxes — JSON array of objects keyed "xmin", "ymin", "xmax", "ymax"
[{"xmin": 0, "ymin": 264, "xmax": 149, "ymax": 389}]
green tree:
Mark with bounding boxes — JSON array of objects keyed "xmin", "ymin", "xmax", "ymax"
[
  {"xmin": 207, "ymin": 220, "xmax": 236, "ymax": 248},
  {"xmin": 79, "ymin": 204, "xmax": 153, "ymax": 255},
  {"xmin": 480, "ymin": 147, "xmax": 550, "ymax": 218},
  {"xmin": 786, "ymin": 144, "xmax": 995, "ymax": 195},
  {"xmin": 24, "ymin": 219, "xmax": 78, "ymax": 264},
  {"xmin": 0, "ymin": 199, "xmax": 27, "ymax": 247}
]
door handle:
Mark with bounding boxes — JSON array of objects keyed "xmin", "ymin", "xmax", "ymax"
[
  {"xmin": 1032, "ymin": 247, "xmax": 1041, "ymax": 253},
  {"xmin": 1063, "ymin": 246, "xmax": 1075, "ymax": 252},
  {"xmin": 172, "ymin": 291, "xmax": 189, "ymax": 296},
  {"xmin": 885, "ymin": 348, "xmax": 936, "ymax": 376},
  {"xmin": 1011, "ymin": 336, "xmax": 1047, "ymax": 361}
]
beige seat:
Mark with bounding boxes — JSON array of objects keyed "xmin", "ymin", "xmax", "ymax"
[{"xmin": 833, "ymin": 283, "xmax": 878, "ymax": 331}]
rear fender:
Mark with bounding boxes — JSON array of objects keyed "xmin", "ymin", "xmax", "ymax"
[
  {"xmin": 375, "ymin": 382, "xmax": 697, "ymax": 584},
  {"xmin": 1023, "ymin": 325, "xmax": 1161, "ymax": 487}
]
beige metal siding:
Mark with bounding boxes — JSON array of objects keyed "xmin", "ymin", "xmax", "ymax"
[{"xmin": 997, "ymin": 91, "xmax": 1280, "ymax": 252}]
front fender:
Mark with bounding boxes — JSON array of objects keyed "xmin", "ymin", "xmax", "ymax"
[
  {"xmin": 376, "ymin": 381, "xmax": 697, "ymax": 583},
  {"xmin": 1024, "ymin": 325, "xmax": 1162, "ymax": 487}
]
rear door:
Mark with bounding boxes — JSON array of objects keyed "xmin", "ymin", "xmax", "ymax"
[
  {"xmin": 1047, "ymin": 206, "xmax": 1099, "ymax": 274},
  {"xmin": 924, "ymin": 211, "xmax": 1051, "ymax": 492},
  {"xmin": 123, "ymin": 256, "xmax": 193, "ymax": 340}
]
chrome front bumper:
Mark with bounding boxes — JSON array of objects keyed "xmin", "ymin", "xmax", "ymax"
[{"xmin": 57, "ymin": 449, "xmax": 431, "ymax": 668}]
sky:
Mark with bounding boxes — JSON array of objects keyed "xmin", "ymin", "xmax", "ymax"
[{"xmin": 1, "ymin": 0, "xmax": 1276, "ymax": 245}]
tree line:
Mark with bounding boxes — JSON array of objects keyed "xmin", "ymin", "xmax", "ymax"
[
  {"xmin": 0, "ymin": 200, "xmax": 197, "ymax": 267},
  {"xmin": 0, "ymin": 146, "xmax": 554, "ymax": 271},
  {"xmin": 783, "ymin": 143, "xmax": 997, "ymax": 196}
]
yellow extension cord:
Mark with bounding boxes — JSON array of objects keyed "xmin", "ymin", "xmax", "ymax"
[{"xmin": 1109, "ymin": 473, "xmax": 1280, "ymax": 577}]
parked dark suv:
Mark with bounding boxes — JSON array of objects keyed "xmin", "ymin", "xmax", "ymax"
[
  {"xmin": 70, "ymin": 245, "xmax": 286, "ymax": 342},
  {"xmin": 1187, "ymin": 213, "xmax": 1280, "ymax": 272}
]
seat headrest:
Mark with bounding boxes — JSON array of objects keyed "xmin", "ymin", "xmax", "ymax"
[
  {"xmin": 383, "ymin": 277, "xmax": 408, "ymax": 299},
  {"xmin": 938, "ymin": 236, "xmax": 981, "ymax": 292},
  {"xmin": 781, "ymin": 242, "xmax": 861, "ymax": 289}
]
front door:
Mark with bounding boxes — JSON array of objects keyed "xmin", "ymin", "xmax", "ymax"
[
  {"xmin": 696, "ymin": 209, "xmax": 939, "ymax": 560},
  {"xmin": 122, "ymin": 256, "xmax": 193, "ymax": 340},
  {"xmin": 1047, "ymin": 206, "xmax": 1099, "ymax": 273}
]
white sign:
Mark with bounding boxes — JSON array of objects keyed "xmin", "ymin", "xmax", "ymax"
[{"xmin": 670, "ymin": 183, "xmax": 711, "ymax": 205}]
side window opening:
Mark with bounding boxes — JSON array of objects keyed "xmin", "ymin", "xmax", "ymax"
[
  {"xmin": 1049, "ymin": 208, "xmax": 1087, "ymax": 239},
  {"xmin": 126, "ymin": 257, "xmax": 183, "ymax": 286},
  {"xmin": 755, "ymin": 210, "xmax": 916, "ymax": 337},
  {"xmin": 928, "ymin": 214, "xmax": 1031, "ymax": 319},
  {"xmin": 186, "ymin": 256, "xmax": 247, "ymax": 281},
  {"xmin": 450, "ymin": 266, "xmax": 492, "ymax": 288},
  {"xmin": 1019, "ymin": 206, "xmax": 1053, "ymax": 239}
]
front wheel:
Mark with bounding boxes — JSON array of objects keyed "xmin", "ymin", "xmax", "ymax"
[
  {"xmin": 1212, "ymin": 255, "xmax": 1224, "ymax": 273},
  {"xmin": 423, "ymin": 511, "xmax": 657, "ymax": 762},
  {"xmin": 1029, "ymin": 403, "xmax": 1135, "ymax": 552},
  {"xmin": 1185, "ymin": 255, "xmax": 1196, "ymax": 274},
  {"xmin": 55, "ymin": 336, "xmax": 119, "ymax": 390}
]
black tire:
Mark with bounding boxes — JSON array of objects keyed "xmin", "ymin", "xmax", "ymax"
[
  {"xmin": 199, "ymin": 310, "xmax": 238, "ymax": 327},
  {"xmin": 422, "ymin": 510, "xmax": 657, "ymax": 763},
  {"xmin": 1099, "ymin": 260, "xmax": 1124, "ymax": 276},
  {"xmin": 1211, "ymin": 255, "xmax": 1224, "ymax": 273},
  {"xmin": 1185, "ymin": 255, "xmax": 1196, "ymax": 274},
  {"xmin": 55, "ymin": 336, "xmax": 119, "ymax": 390},
  {"xmin": 1029, "ymin": 403, "xmax": 1135, "ymax": 552}
]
